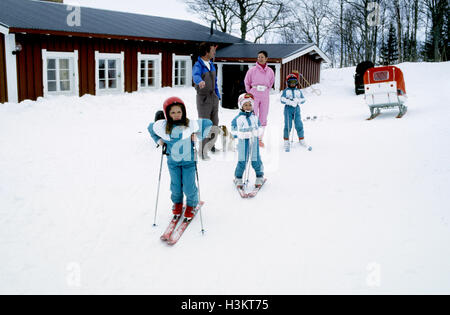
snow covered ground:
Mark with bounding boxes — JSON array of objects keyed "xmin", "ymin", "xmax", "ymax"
[{"xmin": 0, "ymin": 62, "xmax": 449, "ymax": 294}]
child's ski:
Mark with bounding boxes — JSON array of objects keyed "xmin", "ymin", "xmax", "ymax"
[
  {"xmin": 160, "ymin": 214, "xmax": 182, "ymax": 242},
  {"xmin": 299, "ymin": 141, "xmax": 313, "ymax": 151},
  {"xmin": 247, "ymin": 178, "xmax": 267, "ymax": 198},
  {"xmin": 234, "ymin": 179, "xmax": 248, "ymax": 198},
  {"xmin": 167, "ymin": 201, "xmax": 205, "ymax": 246}
]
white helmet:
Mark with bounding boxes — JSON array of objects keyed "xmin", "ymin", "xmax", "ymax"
[{"xmin": 238, "ymin": 93, "xmax": 255, "ymax": 109}]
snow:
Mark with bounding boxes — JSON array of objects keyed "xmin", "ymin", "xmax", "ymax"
[{"xmin": 1, "ymin": 62, "xmax": 449, "ymax": 294}]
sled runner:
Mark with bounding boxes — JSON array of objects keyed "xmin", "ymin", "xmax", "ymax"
[{"xmin": 364, "ymin": 66, "xmax": 408, "ymax": 120}]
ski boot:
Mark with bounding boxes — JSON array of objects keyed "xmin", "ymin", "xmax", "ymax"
[
  {"xmin": 255, "ymin": 177, "xmax": 265, "ymax": 188},
  {"xmin": 284, "ymin": 140, "xmax": 290, "ymax": 152},
  {"xmin": 172, "ymin": 203, "xmax": 183, "ymax": 216}
]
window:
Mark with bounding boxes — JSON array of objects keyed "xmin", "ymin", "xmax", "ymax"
[
  {"xmin": 95, "ymin": 52, "xmax": 124, "ymax": 94},
  {"xmin": 373, "ymin": 71, "xmax": 389, "ymax": 82},
  {"xmin": 138, "ymin": 53, "xmax": 161, "ymax": 90},
  {"xmin": 173, "ymin": 55, "xmax": 192, "ymax": 87},
  {"xmin": 42, "ymin": 50, "xmax": 79, "ymax": 96}
]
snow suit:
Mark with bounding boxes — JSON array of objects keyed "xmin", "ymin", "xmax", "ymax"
[
  {"xmin": 244, "ymin": 63, "xmax": 275, "ymax": 127},
  {"xmin": 148, "ymin": 119, "xmax": 212, "ymax": 208},
  {"xmin": 281, "ymin": 87, "xmax": 306, "ymax": 140},
  {"xmin": 231, "ymin": 111, "xmax": 264, "ymax": 179},
  {"xmin": 192, "ymin": 56, "xmax": 221, "ymax": 155}
]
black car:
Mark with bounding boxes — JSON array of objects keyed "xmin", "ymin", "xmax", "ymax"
[{"xmin": 354, "ymin": 61, "xmax": 374, "ymax": 95}]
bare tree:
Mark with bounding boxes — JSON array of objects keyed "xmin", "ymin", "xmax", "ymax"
[
  {"xmin": 185, "ymin": 0, "xmax": 286, "ymax": 42},
  {"xmin": 229, "ymin": 0, "xmax": 286, "ymax": 42},
  {"xmin": 280, "ymin": 0, "xmax": 332, "ymax": 48},
  {"xmin": 185, "ymin": 0, "xmax": 237, "ymax": 34}
]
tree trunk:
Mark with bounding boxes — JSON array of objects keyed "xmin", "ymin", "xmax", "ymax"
[
  {"xmin": 394, "ymin": 0, "xmax": 403, "ymax": 63},
  {"xmin": 340, "ymin": 0, "xmax": 344, "ymax": 67}
]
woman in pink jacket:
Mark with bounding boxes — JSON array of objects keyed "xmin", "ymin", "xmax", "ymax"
[{"xmin": 244, "ymin": 50, "xmax": 275, "ymax": 148}]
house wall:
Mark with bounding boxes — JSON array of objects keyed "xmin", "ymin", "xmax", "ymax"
[
  {"xmin": 281, "ymin": 54, "xmax": 322, "ymax": 90},
  {"xmin": 14, "ymin": 33, "xmax": 199, "ymax": 102},
  {"xmin": 0, "ymin": 33, "xmax": 7, "ymax": 103}
]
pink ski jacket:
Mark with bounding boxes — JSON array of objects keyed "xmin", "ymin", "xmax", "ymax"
[{"xmin": 244, "ymin": 63, "xmax": 275, "ymax": 97}]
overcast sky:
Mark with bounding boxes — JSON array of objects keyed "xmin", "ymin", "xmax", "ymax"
[{"xmin": 68, "ymin": 0, "xmax": 206, "ymax": 26}]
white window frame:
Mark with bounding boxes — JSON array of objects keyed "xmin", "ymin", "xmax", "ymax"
[
  {"xmin": 95, "ymin": 51, "xmax": 125, "ymax": 94},
  {"xmin": 138, "ymin": 53, "xmax": 162, "ymax": 91},
  {"xmin": 172, "ymin": 54, "xmax": 192, "ymax": 87},
  {"xmin": 42, "ymin": 49, "xmax": 79, "ymax": 97}
]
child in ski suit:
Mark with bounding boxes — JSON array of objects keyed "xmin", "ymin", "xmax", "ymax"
[
  {"xmin": 147, "ymin": 97, "xmax": 212, "ymax": 218},
  {"xmin": 231, "ymin": 93, "xmax": 265, "ymax": 188},
  {"xmin": 281, "ymin": 73, "xmax": 306, "ymax": 152}
]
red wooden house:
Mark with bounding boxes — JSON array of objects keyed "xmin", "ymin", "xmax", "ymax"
[{"xmin": 0, "ymin": 0, "xmax": 330, "ymax": 105}]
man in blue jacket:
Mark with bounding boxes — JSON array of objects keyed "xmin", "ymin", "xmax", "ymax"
[{"xmin": 192, "ymin": 42, "xmax": 221, "ymax": 160}]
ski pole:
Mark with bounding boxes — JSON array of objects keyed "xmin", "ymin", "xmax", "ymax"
[
  {"xmin": 193, "ymin": 143, "xmax": 205, "ymax": 235},
  {"xmin": 289, "ymin": 110, "xmax": 295, "ymax": 144},
  {"xmin": 300, "ymin": 73, "xmax": 321, "ymax": 96},
  {"xmin": 244, "ymin": 135, "xmax": 254, "ymax": 188},
  {"xmin": 153, "ymin": 143, "xmax": 166, "ymax": 227}
]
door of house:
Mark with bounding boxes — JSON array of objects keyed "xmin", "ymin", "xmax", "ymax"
[{"xmin": 221, "ymin": 65, "xmax": 248, "ymax": 109}]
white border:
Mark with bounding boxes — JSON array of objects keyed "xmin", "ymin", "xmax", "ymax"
[
  {"xmin": 172, "ymin": 54, "xmax": 192, "ymax": 87},
  {"xmin": 94, "ymin": 51, "xmax": 125, "ymax": 94},
  {"xmin": 282, "ymin": 44, "xmax": 331, "ymax": 64},
  {"xmin": 137, "ymin": 52, "xmax": 162, "ymax": 91},
  {"xmin": 42, "ymin": 49, "xmax": 79, "ymax": 97}
]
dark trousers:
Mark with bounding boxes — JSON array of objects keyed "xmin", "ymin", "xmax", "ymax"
[{"xmin": 197, "ymin": 93, "xmax": 219, "ymax": 156}]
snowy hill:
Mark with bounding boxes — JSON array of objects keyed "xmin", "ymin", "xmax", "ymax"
[{"xmin": 0, "ymin": 62, "xmax": 449, "ymax": 294}]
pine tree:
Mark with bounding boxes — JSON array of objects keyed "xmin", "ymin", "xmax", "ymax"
[{"xmin": 380, "ymin": 24, "xmax": 399, "ymax": 65}]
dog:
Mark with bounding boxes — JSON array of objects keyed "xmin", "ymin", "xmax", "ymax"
[{"xmin": 218, "ymin": 125, "xmax": 236, "ymax": 152}]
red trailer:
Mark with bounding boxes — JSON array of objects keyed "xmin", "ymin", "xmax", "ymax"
[{"xmin": 364, "ymin": 66, "xmax": 408, "ymax": 120}]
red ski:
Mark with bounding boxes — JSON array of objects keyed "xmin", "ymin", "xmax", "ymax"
[
  {"xmin": 160, "ymin": 214, "xmax": 182, "ymax": 241},
  {"xmin": 167, "ymin": 201, "xmax": 205, "ymax": 246},
  {"xmin": 247, "ymin": 178, "xmax": 267, "ymax": 198},
  {"xmin": 234, "ymin": 179, "xmax": 248, "ymax": 198}
]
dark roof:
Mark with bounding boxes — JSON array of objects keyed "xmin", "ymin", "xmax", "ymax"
[
  {"xmin": 216, "ymin": 43, "xmax": 315, "ymax": 59},
  {"xmin": 0, "ymin": 0, "xmax": 243, "ymax": 44}
]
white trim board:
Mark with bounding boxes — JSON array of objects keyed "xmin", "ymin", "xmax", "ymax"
[
  {"xmin": 3, "ymin": 33, "xmax": 18, "ymax": 103},
  {"xmin": 0, "ymin": 25, "xmax": 9, "ymax": 35},
  {"xmin": 282, "ymin": 45, "xmax": 331, "ymax": 64}
]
